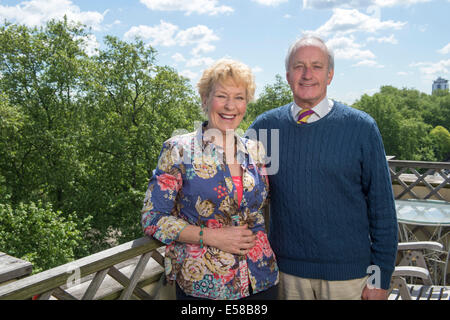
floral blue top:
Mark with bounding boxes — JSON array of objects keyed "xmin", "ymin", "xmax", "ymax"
[{"xmin": 141, "ymin": 123, "xmax": 279, "ymax": 300}]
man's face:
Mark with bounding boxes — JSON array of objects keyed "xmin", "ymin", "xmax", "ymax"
[{"xmin": 286, "ymin": 45, "xmax": 334, "ymax": 109}]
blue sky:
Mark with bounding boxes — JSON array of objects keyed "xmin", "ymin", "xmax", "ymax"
[{"xmin": 1, "ymin": 0, "xmax": 449, "ymax": 104}]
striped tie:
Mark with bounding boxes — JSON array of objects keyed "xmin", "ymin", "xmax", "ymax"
[{"xmin": 297, "ymin": 108, "xmax": 315, "ymax": 124}]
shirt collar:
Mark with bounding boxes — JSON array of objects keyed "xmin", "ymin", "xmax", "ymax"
[
  {"xmin": 292, "ymin": 96, "xmax": 333, "ymax": 119},
  {"xmin": 194, "ymin": 121, "xmax": 248, "ymax": 156}
]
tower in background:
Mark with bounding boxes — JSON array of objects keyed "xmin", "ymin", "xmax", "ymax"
[{"xmin": 432, "ymin": 77, "xmax": 449, "ymax": 93}]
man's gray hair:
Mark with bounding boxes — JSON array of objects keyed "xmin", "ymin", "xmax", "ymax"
[{"xmin": 285, "ymin": 35, "xmax": 334, "ymax": 72}]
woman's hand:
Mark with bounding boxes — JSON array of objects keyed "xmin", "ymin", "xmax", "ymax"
[{"xmin": 204, "ymin": 224, "xmax": 256, "ymax": 255}]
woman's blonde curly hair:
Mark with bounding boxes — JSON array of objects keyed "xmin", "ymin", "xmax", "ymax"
[{"xmin": 197, "ymin": 58, "xmax": 256, "ymax": 113}]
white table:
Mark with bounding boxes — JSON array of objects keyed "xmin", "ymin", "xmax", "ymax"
[
  {"xmin": 395, "ymin": 199, "xmax": 450, "ymax": 285},
  {"xmin": 396, "ymin": 199, "xmax": 450, "ymax": 243}
]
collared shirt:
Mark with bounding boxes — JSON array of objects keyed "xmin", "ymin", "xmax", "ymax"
[
  {"xmin": 141, "ymin": 122, "xmax": 279, "ymax": 300},
  {"xmin": 291, "ymin": 97, "xmax": 334, "ymax": 123}
]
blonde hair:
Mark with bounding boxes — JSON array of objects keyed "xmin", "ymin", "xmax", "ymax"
[{"xmin": 197, "ymin": 58, "xmax": 256, "ymax": 112}]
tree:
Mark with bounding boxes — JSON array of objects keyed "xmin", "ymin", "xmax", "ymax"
[
  {"xmin": 0, "ymin": 93, "xmax": 24, "ymax": 203},
  {"xmin": 0, "ymin": 202, "xmax": 91, "ymax": 273},
  {"xmin": 241, "ymin": 74, "xmax": 292, "ymax": 130},
  {"xmin": 352, "ymin": 87, "xmax": 446, "ymax": 161},
  {"xmin": 0, "ymin": 18, "xmax": 89, "ymax": 207},
  {"xmin": 353, "ymin": 93, "xmax": 403, "ymax": 157},
  {"xmin": 397, "ymin": 118, "xmax": 435, "ymax": 161},
  {"xmin": 0, "ymin": 19, "xmax": 204, "ymax": 255},
  {"xmin": 77, "ymin": 36, "xmax": 203, "ymax": 248},
  {"xmin": 429, "ymin": 126, "xmax": 450, "ymax": 161}
]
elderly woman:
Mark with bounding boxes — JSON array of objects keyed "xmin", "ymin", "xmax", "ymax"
[{"xmin": 141, "ymin": 59, "xmax": 279, "ymax": 300}]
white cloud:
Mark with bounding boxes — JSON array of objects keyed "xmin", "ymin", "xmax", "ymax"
[
  {"xmin": 308, "ymin": 8, "xmax": 406, "ymax": 37},
  {"xmin": 302, "ymin": 0, "xmax": 430, "ymax": 9},
  {"xmin": 172, "ymin": 53, "xmax": 186, "ymax": 63},
  {"xmin": 176, "ymin": 25, "xmax": 220, "ymax": 57},
  {"xmin": 186, "ymin": 57, "xmax": 215, "ymax": 68},
  {"xmin": 367, "ymin": 34, "xmax": 398, "ymax": 44},
  {"xmin": 0, "ymin": 0, "xmax": 105, "ymax": 30},
  {"xmin": 191, "ymin": 43, "xmax": 216, "ymax": 56},
  {"xmin": 397, "ymin": 71, "xmax": 412, "ymax": 76},
  {"xmin": 374, "ymin": 0, "xmax": 430, "ymax": 7},
  {"xmin": 352, "ymin": 59, "xmax": 384, "ymax": 68},
  {"xmin": 438, "ymin": 43, "xmax": 450, "ymax": 55},
  {"xmin": 179, "ymin": 70, "xmax": 198, "ymax": 80},
  {"xmin": 175, "ymin": 25, "xmax": 220, "ymax": 47},
  {"xmin": 303, "ymin": 0, "xmax": 372, "ymax": 9},
  {"xmin": 326, "ymin": 36, "xmax": 376, "ymax": 61},
  {"xmin": 139, "ymin": 0, "xmax": 233, "ymax": 16},
  {"xmin": 252, "ymin": 66, "xmax": 263, "ymax": 73},
  {"xmin": 306, "ymin": 10, "xmax": 402, "ymax": 67},
  {"xmin": 410, "ymin": 59, "xmax": 450, "ymax": 79},
  {"xmin": 252, "ymin": 0, "xmax": 288, "ymax": 6},
  {"xmin": 124, "ymin": 21, "xmax": 179, "ymax": 47},
  {"xmin": 124, "ymin": 21, "xmax": 219, "ymax": 55}
]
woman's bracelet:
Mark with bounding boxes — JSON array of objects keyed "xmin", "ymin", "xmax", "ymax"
[{"xmin": 199, "ymin": 224, "xmax": 204, "ymax": 248}]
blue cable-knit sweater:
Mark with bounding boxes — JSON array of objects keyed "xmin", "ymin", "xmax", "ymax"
[{"xmin": 247, "ymin": 101, "xmax": 398, "ymax": 290}]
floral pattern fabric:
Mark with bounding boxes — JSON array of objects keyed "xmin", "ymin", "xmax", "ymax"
[{"xmin": 141, "ymin": 123, "xmax": 279, "ymax": 300}]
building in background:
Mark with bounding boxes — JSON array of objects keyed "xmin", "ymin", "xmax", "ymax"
[{"xmin": 432, "ymin": 77, "xmax": 449, "ymax": 93}]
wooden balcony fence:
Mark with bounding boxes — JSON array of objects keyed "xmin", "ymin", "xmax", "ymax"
[
  {"xmin": 0, "ymin": 159, "xmax": 449, "ymax": 300},
  {"xmin": 0, "ymin": 237, "xmax": 167, "ymax": 300},
  {"xmin": 388, "ymin": 159, "xmax": 450, "ymax": 201}
]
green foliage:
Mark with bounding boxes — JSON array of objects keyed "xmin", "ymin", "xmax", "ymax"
[
  {"xmin": 77, "ymin": 35, "xmax": 202, "ymax": 250},
  {"xmin": 0, "ymin": 19, "xmax": 203, "ymax": 259},
  {"xmin": 240, "ymin": 74, "xmax": 291, "ymax": 130},
  {"xmin": 0, "ymin": 173, "xmax": 10, "ymax": 204},
  {"xmin": 397, "ymin": 118, "xmax": 435, "ymax": 161},
  {"xmin": 353, "ymin": 86, "xmax": 449, "ymax": 161},
  {"xmin": 0, "ymin": 18, "xmax": 90, "ymax": 207},
  {"xmin": 429, "ymin": 126, "xmax": 450, "ymax": 161},
  {"xmin": 353, "ymin": 94, "xmax": 403, "ymax": 157},
  {"xmin": 0, "ymin": 202, "xmax": 92, "ymax": 273}
]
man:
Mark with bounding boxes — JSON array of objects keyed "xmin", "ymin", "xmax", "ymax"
[{"xmin": 247, "ymin": 35, "xmax": 398, "ymax": 300}]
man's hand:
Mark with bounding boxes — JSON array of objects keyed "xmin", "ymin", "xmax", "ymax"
[{"xmin": 361, "ymin": 285, "xmax": 388, "ymax": 300}]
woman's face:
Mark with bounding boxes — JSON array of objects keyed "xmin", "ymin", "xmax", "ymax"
[{"xmin": 204, "ymin": 81, "xmax": 247, "ymax": 135}]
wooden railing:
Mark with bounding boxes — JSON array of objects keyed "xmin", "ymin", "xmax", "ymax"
[
  {"xmin": 0, "ymin": 237, "xmax": 165, "ymax": 300},
  {"xmin": 388, "ymin": 160, "xmax": 450, "ymax": 201},
  {"xmin": 1, "ymin": 159, "xmax": 449, "ymax": 300}
]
